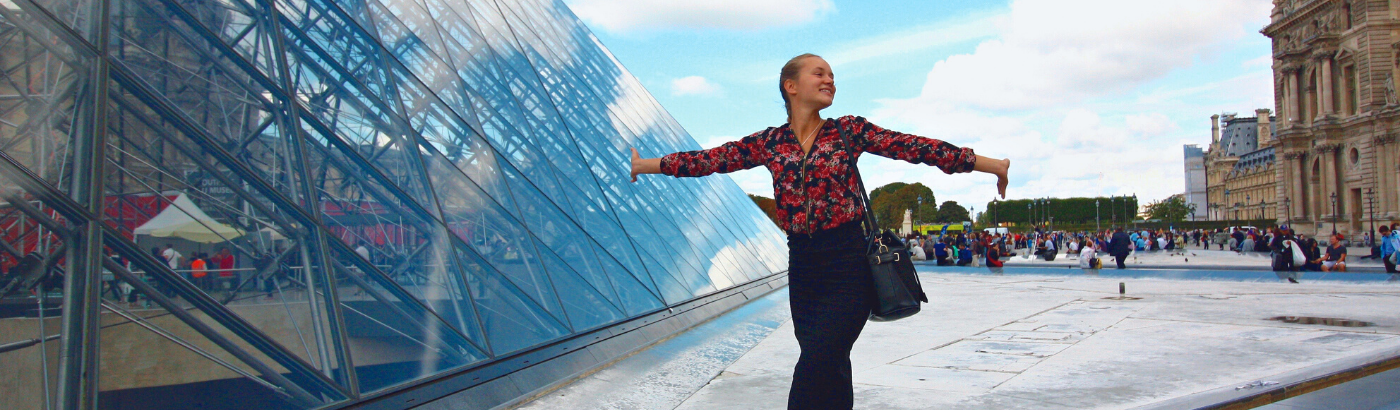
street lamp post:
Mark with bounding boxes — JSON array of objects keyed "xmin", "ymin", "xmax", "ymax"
[
  {"xmin": 1259, "ymin": 199, "xmax": 1265, "ymax": 222},
  {"xmin": 1130, "ymin": 194, "xmax": 1137, "ymax": 231},
  {"xmin": 1095, "ymin": 199, "xmax": 1100, "ymax": 232},
  {"xmin": 1367, "ymin": 188, "xmax": 1376, "ymax": 247},
  {"xmin": 1246, "ymin": 194, "xmax": 1251, "ymax": 222},
  {"xmin": 1329, "ymin": 191, "xmax": 1338, "ymax": 235},
  {"xmin": 1224, "ymin": 189, "xmax": 1230, "ymax": 222},
  {"xmin": 1035, "ymin": 199, "xmax": 1041, "ymax": 229},
  {"xmin": 1027, "ymin": 202, "xmax": 1032, "ymax": 232},
  {"xmin": 917, "ymin": 195, "xmax": 923, "ymax": 234},
  {"xmin": 1282, "ymin": 197, "xmax": 1291, "ymax": 227},
  {"xmin": 992, "ymin": 198, "xmax": 998, "ymax": 228}
]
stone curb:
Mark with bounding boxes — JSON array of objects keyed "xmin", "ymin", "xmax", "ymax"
[{"xmin": 1130, "ymin": 344, "xmax": 1400, "ymax": 410}]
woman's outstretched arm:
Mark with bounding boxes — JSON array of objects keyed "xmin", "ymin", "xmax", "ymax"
[
  {"xmin": 974, "ymin": 155, "xmax": 1010, "ymax": 199},
  {"xmin": 629, "ymin": 130, "xmax": 770, "ymax": 182},
  {"xmin": 630, "ymin": 147, "xmax": 661, "ymax": 182}
]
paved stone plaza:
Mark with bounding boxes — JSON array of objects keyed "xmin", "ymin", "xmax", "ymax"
[{"xmin": 519, "ymin": 265, "xmax": 1400, "ymax": 409}]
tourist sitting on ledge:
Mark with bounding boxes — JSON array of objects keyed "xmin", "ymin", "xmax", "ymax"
[
  {"xmin": 956, "ymin": 244, "xmax": 973, "ymax": 266},
  {"xmin": 1300, "ymin": 236, "xmax": 1323, "ymax": 272},
  {"xmin": 1322, "ymin": 234, "xmax": 1347, "ymax": 272},
  {"xmin": 986, "ymin": 242, "xmax": 1005, "ymax": 267},
  {"xmin": 1033, "ymin": 238, "xmax": 1057, "ymax": 261},
  {"xmin": 933, "ymin": 241, "xmax": 951, "ymax": 266}
]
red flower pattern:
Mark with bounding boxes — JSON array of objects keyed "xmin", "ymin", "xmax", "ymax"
[{"xmin": 660, "ymin": 116, "xmax": 976, "ymax": 235}]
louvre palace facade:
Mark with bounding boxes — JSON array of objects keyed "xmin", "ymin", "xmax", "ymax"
[{"xmin": 1263, "ymin": 0, "xmax": 1400, "ymax": 236}]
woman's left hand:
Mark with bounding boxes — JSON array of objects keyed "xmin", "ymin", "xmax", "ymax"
[
  {"xmin": 995, "ymin": 158, "xmax": 1010, "ymax": 198},
  {"xmin": 973, "ymin": 156, "xmax": 1010, "ymax": 198}
]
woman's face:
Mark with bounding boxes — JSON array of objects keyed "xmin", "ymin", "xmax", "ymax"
[{"xmin": 785, "ymin": 57, "xmax": 835, "ymax": 110}]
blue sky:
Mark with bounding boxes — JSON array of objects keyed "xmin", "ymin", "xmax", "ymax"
[{"xmin": 564, "ymin": 0, "xmax": 1276, "ymax": 216}]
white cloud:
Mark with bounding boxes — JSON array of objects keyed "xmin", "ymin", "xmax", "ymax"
[
  {"xmin": 856, "ymin": 0, "xmax": 1274, "ymax": 213},
  {"xmin": 672, "ymin": 76, "xmax": 722, "ymax": 97},
  {"xmin": 909, "ymin": 0, "xmax": 1271, "ymax": 111},
  {"xmin": 564, "ymin": 0, "xmax": 835, "ymax": 33},
  {"xmin": 823, "ymin": 14, "xmax": 1002, "ymax": 68},
  {"xmin": 1125, "ymin": 113, "xmax": 1177, "ymax": 137},
  {"xmin": 696, "ymin": 135, "xmax": 734, "ymax": 149},
  {"xmin": 1243, "ymin": 54, "xmax": 1274, "ymax": 68}
]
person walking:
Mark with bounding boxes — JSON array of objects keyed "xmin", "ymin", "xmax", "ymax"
[
  {"xmin": 630, "ymin": 53, "xmax": 1011, "ymax": 410},
  {"xmin": 1108, "ymin": 228, "xmax": 1131, "ymax": 269},
  {"xmin": 1378, "ymin": 225, "xmax": 1398, "ymax": 274}
]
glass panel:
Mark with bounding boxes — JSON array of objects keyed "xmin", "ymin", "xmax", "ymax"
[
  {"xmin": 634, "ymin": 246, "xmax": 697, "ymax": 305},
  {"xmin": 30, "ymin": 0, "xmax": 97, "ymax": 42},
  {"xmin": 418, "ymin": 147, "xmax": 572, "ymax": 330},
  {"xmin": 531, "ymin": 237, "xmax": 624, "ymax": 332},
  {"xmin": 455, "ymin": 245, "xmax": 569, "ymax": 355},
  {"xmin": 298, "ymin": 121, "xmax": 488, "ymax": 349},
  {"xmin": 102, "ymin": 80, "xmax": 357, "ymax": 402},
  {"xmin": 156, "ymin": 0, "xmax": 283, "ymax": 82},
  {"xmin": 110, "ymin": 0, "xmax": 302, "ymax": 198},
  {"xmin": 587, "ymin": 241, "xmax": 663, "ymax": 317},
  {"xmin": 0, "ymin": 8, "xmax": 93, "ymax": 199},
  {"xmin": 96, "ymin": 293, "xmax": 314, "ymax": 410},
  {"xmin": 277, "ymin": 0, "xmax": 395, "ymax": 106},
  {"xmin": 277, "ymin": 2, "xmax": 442, "ymax": 220},
  {"xmin": 325, "ymin": 242, "xmax": 485, "ymax": 393},
  {"xmin": 0, "ymin": 188, "xmax": 68, "ymax": 410}
]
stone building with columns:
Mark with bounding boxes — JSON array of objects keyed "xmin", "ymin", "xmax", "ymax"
[
  {"xmin": 1202, "ymin": 112, "xmax": 1280, "ymax": 222},
  {"xmin": 1262, "ymin": 0, "xmax": 1400, "ymax": 237}
]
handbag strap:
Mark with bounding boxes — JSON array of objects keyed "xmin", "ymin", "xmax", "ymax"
[{"xmin": 833, "ymin": 121, "xmax": 880, "ymax": 243}]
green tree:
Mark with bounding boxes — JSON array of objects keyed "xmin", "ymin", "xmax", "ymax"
[
  {"xmin": 983, "ymin": 196, "xmax": 1139, "ymax": 228},
  {"xmin": 935, "ymin": 201, "xmax": 970, "ymax": 223},
  {"xmin": 748, "ymin": 194, "xmax": 778, "ymax": 225},
  {"xmin": 868, "ymin": 182, "xmax": 934, "ymax": 230},
  {"xmin": 1144, "ymin": 194, "xmax": 1196, "ymax": 223},
  {"xmin": 868, "ymin": 182, "xmax": 908, "ymax": 204}
]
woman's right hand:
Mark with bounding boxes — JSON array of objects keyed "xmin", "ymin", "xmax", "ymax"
[
  {"xmin": 629, "ymin": 147, "xmax": 664, "ymax": 182},
  {"xmin": 630, "ymin": 147, "xmax": 642, "ymax": 183}
]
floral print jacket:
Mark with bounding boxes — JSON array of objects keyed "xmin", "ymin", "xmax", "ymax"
[{"xmin": 660, "ymin": 115, "xmax": 976, "ymax": 235}]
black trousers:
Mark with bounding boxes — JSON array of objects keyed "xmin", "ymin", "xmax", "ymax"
[
  {"xmin": 1114, "ymin": 254, "xmax": 1127, "ymax": 269},
  {"xmin": 787, "ymin": 221, "xmax": 874, "ymax": 410},
  {"xmin": 1386, "ymin": 258, "xmax": 1397, "ymax": 274}
]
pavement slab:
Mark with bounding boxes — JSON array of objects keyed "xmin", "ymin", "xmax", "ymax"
[{"xmin": 515, "ymin": 267, "xmax": 1400, "ymax": 410}]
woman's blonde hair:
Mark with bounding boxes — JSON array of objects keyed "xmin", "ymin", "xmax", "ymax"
[{"xmin": 779, "ymin": 53, "xmax": 821, "ymax": 119}]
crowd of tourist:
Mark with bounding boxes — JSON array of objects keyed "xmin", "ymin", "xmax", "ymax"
[{"xmin": 900, "ymin": 222, "xmax": 1400, "ymax": 275}]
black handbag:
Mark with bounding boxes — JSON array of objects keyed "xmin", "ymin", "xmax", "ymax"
[{"xmin": 834, "ymin": 123, "xmax": 928, "ymax": 322}]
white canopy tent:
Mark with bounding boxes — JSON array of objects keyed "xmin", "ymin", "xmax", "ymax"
[{"xmin": 133, "ymin": 193, "xmax": 244, "ymax": 243}]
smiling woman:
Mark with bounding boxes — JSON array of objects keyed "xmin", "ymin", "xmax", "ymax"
[{"xmin": 629, "ymin": 54, "xmax": 1009, "ymax": 410}]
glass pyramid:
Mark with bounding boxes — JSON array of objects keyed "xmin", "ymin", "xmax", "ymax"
[{"xmin": 0, "ymin": 0, "xmax": 789, "ymax": 408}]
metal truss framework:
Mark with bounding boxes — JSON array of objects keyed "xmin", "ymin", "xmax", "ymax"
[{"xmin": 0, "ymin": 0, "xmax": 788, "ymax": 409}]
